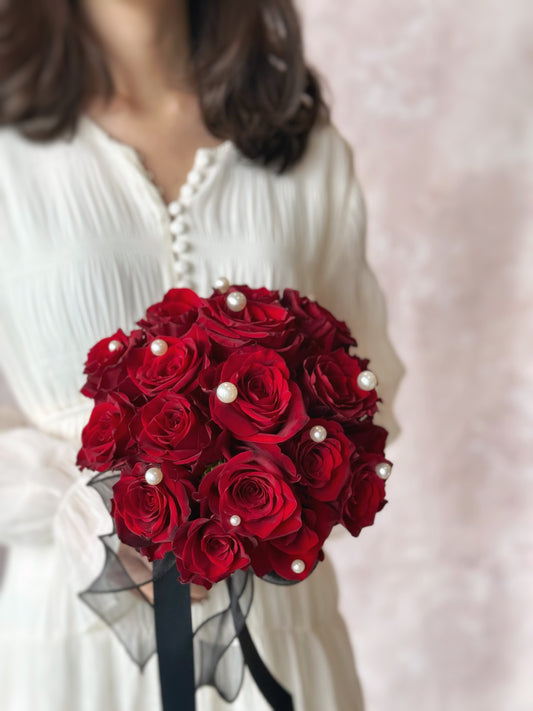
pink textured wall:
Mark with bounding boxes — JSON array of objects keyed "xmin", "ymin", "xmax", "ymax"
[{"xmin": 301, "ymin": 1, "xmax": 533, "ymax": 710}]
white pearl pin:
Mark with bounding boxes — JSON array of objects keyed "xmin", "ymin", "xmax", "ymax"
[
  {"xmin": 229, "ymin": 515, "xmax": 241, "ymax": 527},
  {"xmin": 214, "ymin": 277, "xmax": 230, "ymax": 293},
  {"xmin": 309, "ymin": 425, "xmax": 327, "ymax": 443},
  {"xmin": 216, "ymin": 382, "xmax": 238, "ymax": 403},
  {"xmin": 226, "ymin": 291, "xmax": 247, "ymax": 312},
  {"xmin": 150, "ymin": 339, "xmax": 168, "ymax": 357},
  {"xmin": 375, "ymin": 462, "xmax": 392, "ymax": 480},
  {"xmin": 357, "ymin": 370, "xmax": 377, "ymax": 391},
  {"xmin": 291, "ymin": 559, "xmax": 306, "ymax": 574},
  {"xmin": 108, "ymin": 340, "xmax": 122, "ymax": 352},
  {"xmin": 145, "ymin": 467, "xmax": 163, "ymax": 485}
]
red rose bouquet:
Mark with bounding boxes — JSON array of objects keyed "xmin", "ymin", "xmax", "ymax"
[{"xmin": 77, "ymin": 282, "xmax": 393, "ymax": 588}]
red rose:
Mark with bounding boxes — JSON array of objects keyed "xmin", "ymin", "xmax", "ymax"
[
  {"xmin": 82, "ymin": 327, "xmax": 128, "ymax": 377},
  {"xmin": 136, "ymin": 288, "xmax": 206, "ymax": 338},
  {"xmin": 111, "ymin": 462, "xmax": 193, "ymax": 560},
  {"xmin": 287, "ymin": 418, "xmax": 355, "ymax": 502},
  {"xmin": 173, "ymin": 518, "xmax": 250, "ymax": 588},
  {"xmin": 281, "ymin": 289, "xmax": 356, "ymax": 352},
  {"xmin": 81, "ymin": 328, "xmax": 145, "ymax": 402},
  {"xmin": 249, "ymin": 504, "xmax": 334, "ymax": 580},
  {"xmin": 77, "ymin": 393, "xmax": 134, "ymax": 472},
  {"xmin": 198, "ymin": 448, "xmax": 301, "ymax": 540},
  {"xmin": 341, "ymin": 453, "xmax": 388, "ymax": 537},
  {"xmin": 198, "ymin": 285, "xmax": 299, "ymax": 358},
  {"xmin": 207, "ymin": 346, "xmax": 309, "ymax": 443},
  {"xmin": 345, "ymin": 421, "xmax": 388, "ymax": 454},
  {"xmin": 126, "ymin": 324, "xmax": 210, "ymax": 396},
  {"xmin": 303, "ymin": 349, "xmax": 379, "ymax": 422},
  {"xmin": 130, "ymin": 391, "xmax": 211, "ymax": 465}
]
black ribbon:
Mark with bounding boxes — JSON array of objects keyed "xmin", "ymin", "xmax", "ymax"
[
  {"xmin": 153, "ymin": 559, "xmax": 196, "ymax": 711},
  {"xmin": 226, "ymin": 576, "xmax": 294, "ymax": 711},
  {"xmin": 153, "ymin": 560, "xmax": 294, "ymax": 711}
]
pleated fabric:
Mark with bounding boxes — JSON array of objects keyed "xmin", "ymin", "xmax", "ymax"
[{"xmin": 0, "ymin": 114, "xmax": 405, "ymax": 711}]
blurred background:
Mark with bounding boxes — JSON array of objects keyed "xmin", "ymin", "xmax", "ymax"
[{"xmin": 1, "ymin": 1, "xmax": 531, "ymax": 709}]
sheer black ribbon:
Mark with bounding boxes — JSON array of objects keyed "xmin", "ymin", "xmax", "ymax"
[{"xmin": 80, "ymin": 471, "xmax": 295, "ymax": 709}]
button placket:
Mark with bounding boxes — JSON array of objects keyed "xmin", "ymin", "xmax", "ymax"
[
  {"xmin": 83, "ymin": 117, "xmax": 230, "ymax": 289},
  {"xmin": 166, "ymin": 148, "xmax": 217, "ymax": 288}
]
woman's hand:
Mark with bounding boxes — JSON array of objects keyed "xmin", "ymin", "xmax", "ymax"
[
  {"xmin": 117, "ymin": 542, "xmax": 209, "ymax": 604},
  {"xmin": 190, "ymin": 583, "xmax": 209, "ymax": 603}
]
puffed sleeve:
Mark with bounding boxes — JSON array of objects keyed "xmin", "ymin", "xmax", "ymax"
[{"xmin": 313, "ymin": 126, "xmax": 406, "ymax": 444}]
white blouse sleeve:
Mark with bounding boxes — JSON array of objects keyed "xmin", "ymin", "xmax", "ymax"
[
  {"xmin": 0, "ymin": 399, "xmax": 109, "ymax": 588},
  {"xmin": 313, "ymin": 128, "xmax": 406, "ymax": 444}
]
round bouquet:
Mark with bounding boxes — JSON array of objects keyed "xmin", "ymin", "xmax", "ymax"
[{"xmin": 76, "ymin": 281, "xmax": 393, "ymax": 588}]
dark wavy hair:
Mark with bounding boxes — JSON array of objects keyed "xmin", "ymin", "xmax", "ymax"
[{"xmin": 0, "ymin": 0, "xmax": 330, "ymax": 172}]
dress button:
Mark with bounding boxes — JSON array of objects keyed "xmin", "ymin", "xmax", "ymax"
[
  {"xmin": 171, "ymin": 241, "xmax": 190, "ymax": 256},
  {"xmin": 174, "ymin": 240, "xmax": 190, "ymax": 253},
  {"xmin": 170, "ymin": 218, "xmax": 188, "ymax": 236},
  {"xmin": 188, "ymin": 170, "xmax": 205, "ymax": 187},
  {"xmin": 168, "ymin": 201, "xmax": 183, "ymax": 217},
  {"xmin": 174, "ymin": 262, "xmax": 192, "ymax": 277},
  {"xmin": 180, "ymin": 184, "xmax": 195, "ymax": 202},
  {"xmin": 196, "ymin": 151, "xmax": 214, "ymax": 169}
]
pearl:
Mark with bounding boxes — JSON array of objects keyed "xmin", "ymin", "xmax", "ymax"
[
  {"xmin": 309, "ymin": 425, "xmax": 327, "ymax": 443},
  {"xmin": 226, "ymin": 291, "xmax": 247, "ymax": 312},
  {"xmin": 107, "ymin": 339, "xmax": 122, "ymax": 352},
  {"xmin": 214, "ymin": 277, "xmax": 230, "ymax": 293},
  {"xmin": 145, "ymin": 467, "xmax": 163, "ymax": 485},
  {"xmin": 291, "ymin": 559, "xmax": 306, "ymax": 574},
  {"xmin": 216, "ymin": 382, "xmax": 238, "ymax": 403},
  {"xmin": 150, "ymin": 339, "xmax": 168, "ymax": 356},
  {"xmin": 357, "ymin": 369, "xmax": 377, "ymax": 391},
  {"xmin": 375, "ymin": 462, "xmax": 392, "ymax": 480},
  {"xmin": 229, "ymin": 515, "xmax": 241, "ymax": 527}
]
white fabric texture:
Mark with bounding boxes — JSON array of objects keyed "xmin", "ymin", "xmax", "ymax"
[{"xmin": 0, "ymin": 114, "xmax": 405, "ymax": 711}]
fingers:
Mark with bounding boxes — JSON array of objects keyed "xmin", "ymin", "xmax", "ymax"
[
  {"xmin": 190, "ymin": 582, "xmax": 209, "ymax": 603},
  {"xmin": 116, "ymin": 543, "xmax": 209, "ymax": 604}
]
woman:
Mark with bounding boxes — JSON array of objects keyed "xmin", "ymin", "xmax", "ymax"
[{"xmin": 0, "ymin": 1, "xmax": 405, "ymax": 710}]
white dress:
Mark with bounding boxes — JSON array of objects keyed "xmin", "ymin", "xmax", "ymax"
[{"xmin": 0, "ymin": 115, "xmax": 405, "ymax": 711}]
